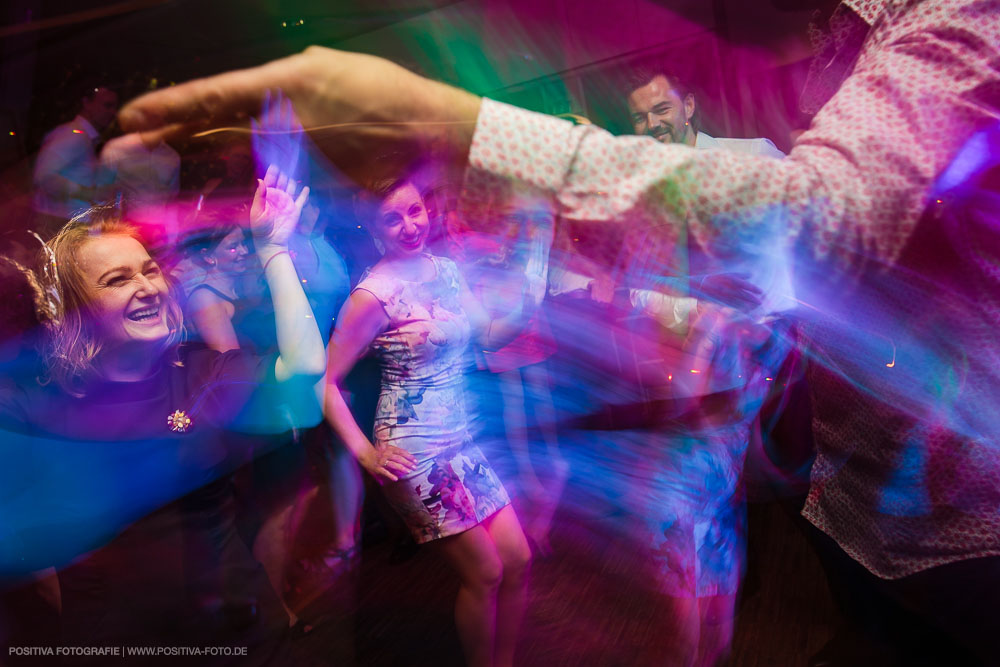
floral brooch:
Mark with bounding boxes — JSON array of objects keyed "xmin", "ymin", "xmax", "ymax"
[{"xmin": 167, "ymin": 409, "xmax": 192, "ymax": 433}]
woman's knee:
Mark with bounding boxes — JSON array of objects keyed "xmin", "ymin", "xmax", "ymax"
[
  {"xmin": 486, "ymin": 509, "xmax": 532, "ymax": 580},
  {"xmin": 468, "ymin": 553, "xmax": 504, "ymax": 593},
  {"xmin": 500, "ymin": 539, "xmax": 532, "ymax": 581}
]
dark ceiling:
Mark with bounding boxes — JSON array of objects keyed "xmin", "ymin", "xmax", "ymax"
[
  {"xmin": 1, "ymin": 0, "xmax": 461, "ymax": 147},
  {"xmin": 6, "ymin": 0, "xmax": 462, "ymax": 79}
]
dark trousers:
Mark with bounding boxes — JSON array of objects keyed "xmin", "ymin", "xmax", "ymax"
[{"xmin": 805, "ymin": 521, "xmax": 1000, "ymax": 666}]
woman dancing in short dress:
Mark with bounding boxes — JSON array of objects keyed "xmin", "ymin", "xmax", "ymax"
[{"xmin": 323, "ymin": 172, "xmax": 547, "ymax": 667}]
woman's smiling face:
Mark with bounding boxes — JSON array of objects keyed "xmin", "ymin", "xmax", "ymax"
[
  {"xmin": 208, "ymin": 227, "xmax": 250, "ymax": 274},
  {"xmin": 76, "ymin": 233, "xmax": 171, "ymax": 349},
  {"xmin": 372, "ymin": 182, "xmax": 429, "ymax": 258}
]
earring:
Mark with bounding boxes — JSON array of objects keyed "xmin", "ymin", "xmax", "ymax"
[{"xmin": 373, "ymin": 237, "xmax": 385, "ymax": 255}]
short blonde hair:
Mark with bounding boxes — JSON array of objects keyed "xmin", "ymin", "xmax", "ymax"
[{"xmin": 36, "ymin": 207, "xmax": 184, "ymax": 394}]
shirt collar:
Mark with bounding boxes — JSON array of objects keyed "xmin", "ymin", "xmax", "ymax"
[{"xmin": 694, "ymin": 131, "xmax": 719, "ymax": 150}]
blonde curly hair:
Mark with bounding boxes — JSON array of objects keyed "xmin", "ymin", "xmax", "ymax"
[{"xmin": 33, "ymin": 207, "xmax": 184, "ymax": 395}]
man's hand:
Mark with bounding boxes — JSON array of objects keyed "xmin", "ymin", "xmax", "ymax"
[{"xmin": 119, "ymin": 47, "xmax": 483, "ymax": 183}]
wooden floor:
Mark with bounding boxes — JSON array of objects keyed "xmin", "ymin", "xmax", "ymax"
[
  {"xmin": 0, "ymin": 472, "xmax": 840, "ymax": 667},
  {"xmin": 303, "ymin": 477, "xmax": 842, "ymax": 666}
]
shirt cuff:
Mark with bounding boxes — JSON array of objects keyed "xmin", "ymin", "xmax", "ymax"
[{"xmin": 462, "ymin": 99, "xmax": 579, "ymax": 211}]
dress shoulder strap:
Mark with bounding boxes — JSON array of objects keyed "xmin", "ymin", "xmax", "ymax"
[{"xmin": 188, "ymin": 282, "xmax": 236, "ymax": 304}]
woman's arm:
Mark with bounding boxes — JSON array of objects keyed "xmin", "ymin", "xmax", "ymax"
[
  {"xmin": 323, "ymin": 290, "xmax": 416, "ymax": 482},
  {"xmin": 249, "ymin": 165, "xmax": 326, "ymax": 382},
  {"xmin": 186, "ymin": 288, "xmax": 239, "ymax": 353}
]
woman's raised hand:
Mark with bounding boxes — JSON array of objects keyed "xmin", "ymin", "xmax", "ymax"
[
  {"xmin": 249, "ymin": 164, "xmax": 309, "ymax": 250},
  {"xmin": 251, "ymin": 90, "xmax": 304, "ymax": 186},
  {"xmin": 248, "ymin": 91, "xmax": 309, "ymax": 250}
]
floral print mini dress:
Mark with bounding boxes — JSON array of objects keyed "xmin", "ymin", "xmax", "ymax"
[{"xmin": 354, "ymin": 254, "xmax": 510, "ymax": 543}]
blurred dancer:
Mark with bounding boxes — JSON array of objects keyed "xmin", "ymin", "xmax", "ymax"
[
  {"xmin": 175, "ymin": 209, "xmax": 251, "ymax": 352},
  {"xmin": 466, "ymin": 187, "xmax": 567, "ymax": 555},
  {"xmin": 278, "ymin": 198, "xmax": 357, "ymax": 629},
  {"xmin": 33, "ymin": 83, "xmax": 118, "ymax": 237},
  {"xmin": 100, "ymin": 132, "xmax": 181, "ymax": 245},
  {"xmin": 617, "ymin": 61, "xmax": 794, "ymax": 666}
]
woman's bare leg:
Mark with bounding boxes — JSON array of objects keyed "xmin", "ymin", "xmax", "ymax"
[
  {"xmin": 497, "ymin": 368, "xmax": 543, "ymax": 499},
  {"xmin": 696, "ymin": 594, "xmax": 736, "ymax": 666},
  {"xmin": 328, "ymin": 440, "xmax": 363, "ymax": 552},
  {"xmin": 520, "ymin": 362, "xmax": 568, "ymax": 551},
  {"xmin": 637, "ymin": 594, "xmax": 700, "ymax": 667},
  {"xmin": 430, "ymin": 525, "xmax": 504, "ymax": 667},
  {"xmin": 482, "ymin": 505, "xmax": 532, "ymax": 667},
  {"xmin": 253, "ymin": 500, "xmax": 298, "ymax": 624}
]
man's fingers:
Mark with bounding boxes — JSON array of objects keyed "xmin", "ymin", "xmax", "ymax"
[
  {"xmin": 127, "ymin": 122, "xmax": 207, "ymax": 150},
  {"xmin": 120, "ymin": 62, "xmax": 284, "ymax": 132}
]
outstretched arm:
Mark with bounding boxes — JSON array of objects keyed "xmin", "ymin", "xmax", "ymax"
[
  {"xmin": 461, "ymin": 4, "xmax": 1000, "ymax": 280},
  {"xmin": 120, "ymin": 7, "xmax": 1000, "ymax": 281},
  {"xmin": 249, "ymin": 165, "xmax": 326, "ymax": 382},
  {"xmin": 119, "ymin": 47, "xmax": 482, "ymax": 184}
]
